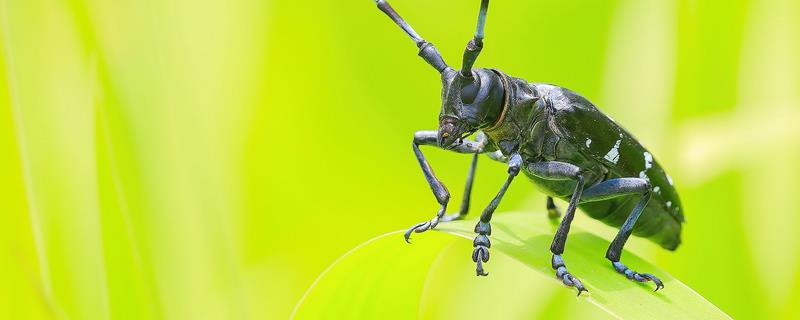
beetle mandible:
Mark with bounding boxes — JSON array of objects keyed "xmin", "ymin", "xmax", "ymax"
[{"xmin": 372, "ymin": 0, "xmax": 683, "ymax": 294}]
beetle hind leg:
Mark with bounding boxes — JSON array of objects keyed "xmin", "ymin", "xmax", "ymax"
[
  {"xmin": 611, "ymin": 261, "xmax": 664, "ymax": 291},
  {"xmin": 581, "ymin": 177, "xmax": 664, "ymax": 291},
  {"xmin": 605, "ymin": 191, "xmax": 664, "ymax": 291}
]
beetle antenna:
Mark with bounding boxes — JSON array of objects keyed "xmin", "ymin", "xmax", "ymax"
[
  {"xmin": 461, "ymin": 0, "xmax": 489, "ymax": 78},
  {"xmin": 374, "ymin": 0, "xmax": 449, "ymax": 73}
]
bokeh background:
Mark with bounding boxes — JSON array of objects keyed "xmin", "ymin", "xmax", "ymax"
[{"xmin": 1, "ymin": 0, "xmax": 799, "ymax": 318}]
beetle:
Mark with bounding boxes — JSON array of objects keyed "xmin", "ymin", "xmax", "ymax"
[{"xmin": 372, "ymin": 0, "xmax": 682, "ymax": 294}]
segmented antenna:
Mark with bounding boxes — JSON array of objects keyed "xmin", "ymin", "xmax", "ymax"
[
  {"xmin": 374, "ymin": 0, "xmax": 449, "ymax": 73},
  {"xmin": 461, "ymin": 0, "xmax": 489, "ymax": 78}
]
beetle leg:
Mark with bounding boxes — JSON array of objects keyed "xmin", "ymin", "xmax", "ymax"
[
  {"xmin": 405, "ymin": 131, "xmax": 484, "ymax": 242},
  {"xmin": 581, "ymin": 178, "xmax": 664, "ymax": 291},
  {"xmin": 441, "ymin": 152, "xmax": 479, "ymax": 222},
  {"xmin": 487, "ymin": 150, "xmax": 507, "ymax": 162},
  {"xmin": 442, "ymin": 133, "xmax": 491, "ymax": 221},
  {"xmin": 472, "ymin": 153, "xmax": 522, "ymax": 276},
  {"xmin": 546, "ymin": 196, "xmax": 561, "ymax": 219},
  {"xmin": 612, "ymin": 262, "xmax": 664, "ymax": 291},
  {"xmin": 527, "ymin": 161, "xmax": 587, "ymax": 295}
]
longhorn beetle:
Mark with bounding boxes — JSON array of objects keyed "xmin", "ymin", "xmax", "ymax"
[{"xmin": 373, "ymin": 0, "xmax": 683, "ymax": 294}]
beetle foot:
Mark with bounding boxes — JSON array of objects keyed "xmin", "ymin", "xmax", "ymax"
[
  {"xmin": 404, "ymin": 204, "xmax": 449, "ymax": 243},
  {"xmin": 472, "ymin": 221, "xmax": 492, "ymax": 276},
  {"xmin": 403, "ymin": 219, "xmax": 437, "ymax": 243},
  {"xmin": 404, "ymin": 212, "xmax": 463, "ymax": 243},
  {"xmin": 404, "ymin": 213, "xmax": 466, "ymax": 243},
  {"xmin": 552, "ymin": 254, "xmax": 588, "ymax": 295},
  {"xmin": 612, "ymin": 261, "xmax": 664, "ymax": 291}
]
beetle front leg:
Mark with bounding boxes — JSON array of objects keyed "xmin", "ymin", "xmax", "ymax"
[
  {"xmin": 472, "ymin": 153, "xmax": 522, "ymax": 276},
  {"xmin": 404, "ymin": 131, "xmax": 484, "ymax": 242},
  {"xmin": 528, "ymin": 161, "xmax": 587, "ymax": 295},
  {"xmin": 443, "ymin": 132, "xmax": 490, "ymax": 222},
  {"xmin": 440, "ymin": 152, "xmax": 479, "ymax": 222}
]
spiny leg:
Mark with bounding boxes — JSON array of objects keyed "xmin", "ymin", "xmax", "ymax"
[
  {"xmin": 405, "ymin": 130, "xmax": 484, "ymax": 242},
  {"xmin": 546, "ymin": 196, "xmax": 561, "ymax": 219},
  {"xmin": 473, "ymin": 153, "xmax": 521, "ymax": 276},
  {"xmin": 528, "ymin": 161, "xmax": 587, "ymax": 295},
  {"xmin": 581, "ymin": 178, "xmax": 664, "ymax": 291}
]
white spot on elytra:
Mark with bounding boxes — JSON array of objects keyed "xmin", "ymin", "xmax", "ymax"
[
  {"xmin": 653, "ymin": 186, "xmax": 660, "ymax": 193},
  {"xmin": 604, "ymin": 139, "xmax": 622, "ymax": 164},
  {"xmin": 666, "ymin": 201, "xmax": 672, "ymax": 208},
  {"xmin": 666, "ymin": 174, "xmax": 674, "ymax": 186},
  {"xmin": 586, "ymin": 139, "xmax": 592, "ymax": 148},
  {"xmin": 643, "ymin": 152, "xmax": 653, "ymax": 170},
  {"xmin": 639, "ymin": 171, "xmax": 649, "ymax": 181}
]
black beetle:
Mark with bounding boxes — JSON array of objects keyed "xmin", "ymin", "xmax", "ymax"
[{"xmin": 373, "ymin": 0, "xmax": 682, "ymax": 294}]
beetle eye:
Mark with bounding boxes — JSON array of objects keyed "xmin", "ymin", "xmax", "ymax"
[{"xmin": 461, "ymin": 81, "xmax": 479, "ymax": 104}]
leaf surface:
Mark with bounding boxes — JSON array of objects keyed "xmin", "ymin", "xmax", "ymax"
[{"xmin": 292, "ymin": 212, "xmax": 730, "ymax": 319}]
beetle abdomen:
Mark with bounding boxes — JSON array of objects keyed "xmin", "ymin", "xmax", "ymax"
[
  {"xmin": 528, "ymin": 159, "xmax": 684, "ymax": 250},
  {"xmin": 580, "ymin": 197, "xmax": 682, "ymax": 250},
  {"xmin": 533, "ymin": 83, "xmax": 684, "ymax": 250}
]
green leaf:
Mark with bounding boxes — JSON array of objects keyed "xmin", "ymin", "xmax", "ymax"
[{"xmin": 291, "ymin": 212, "xmax": 730, "ymax": 319}]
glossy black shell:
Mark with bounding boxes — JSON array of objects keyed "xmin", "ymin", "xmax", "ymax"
[{"xmin": 483, "ymin": 70, "xmax": 683, "ymax": 250}]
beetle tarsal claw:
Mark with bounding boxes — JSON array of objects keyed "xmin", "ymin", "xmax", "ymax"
[
  {"xmin": 576, "ymin": 286, "xmax": 588, "ymax": 296},
  {"xmin": 473, "ymin": 247, "xmax": 490, "ymax": 276},
  {"xmin": 403, "ymin": 208, "xmax": 449, "ymax": 242},
  {"xmin": 403, "ymin": 221, "xmax": 430, "ymax": 243},
  {"xmin": 552, "ymin": 254, "xmax": 589, "ymax": 295},
  {"xmin": 611, "ymin": 262, "xmax": 665, "ymax": 291}
]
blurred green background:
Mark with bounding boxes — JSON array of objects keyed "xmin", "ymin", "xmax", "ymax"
[{"xmin": 1, "ymin": 0, "xmax": 799, "ymax": 318}]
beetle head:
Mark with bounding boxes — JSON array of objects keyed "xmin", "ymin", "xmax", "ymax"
[
  {"xmin": 372, "ymin": 0, "xmax": 500, "ymax": 148},
  {"xmin": 437, "ymin": 68, "xmax": 505, "ymax": 149}
]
